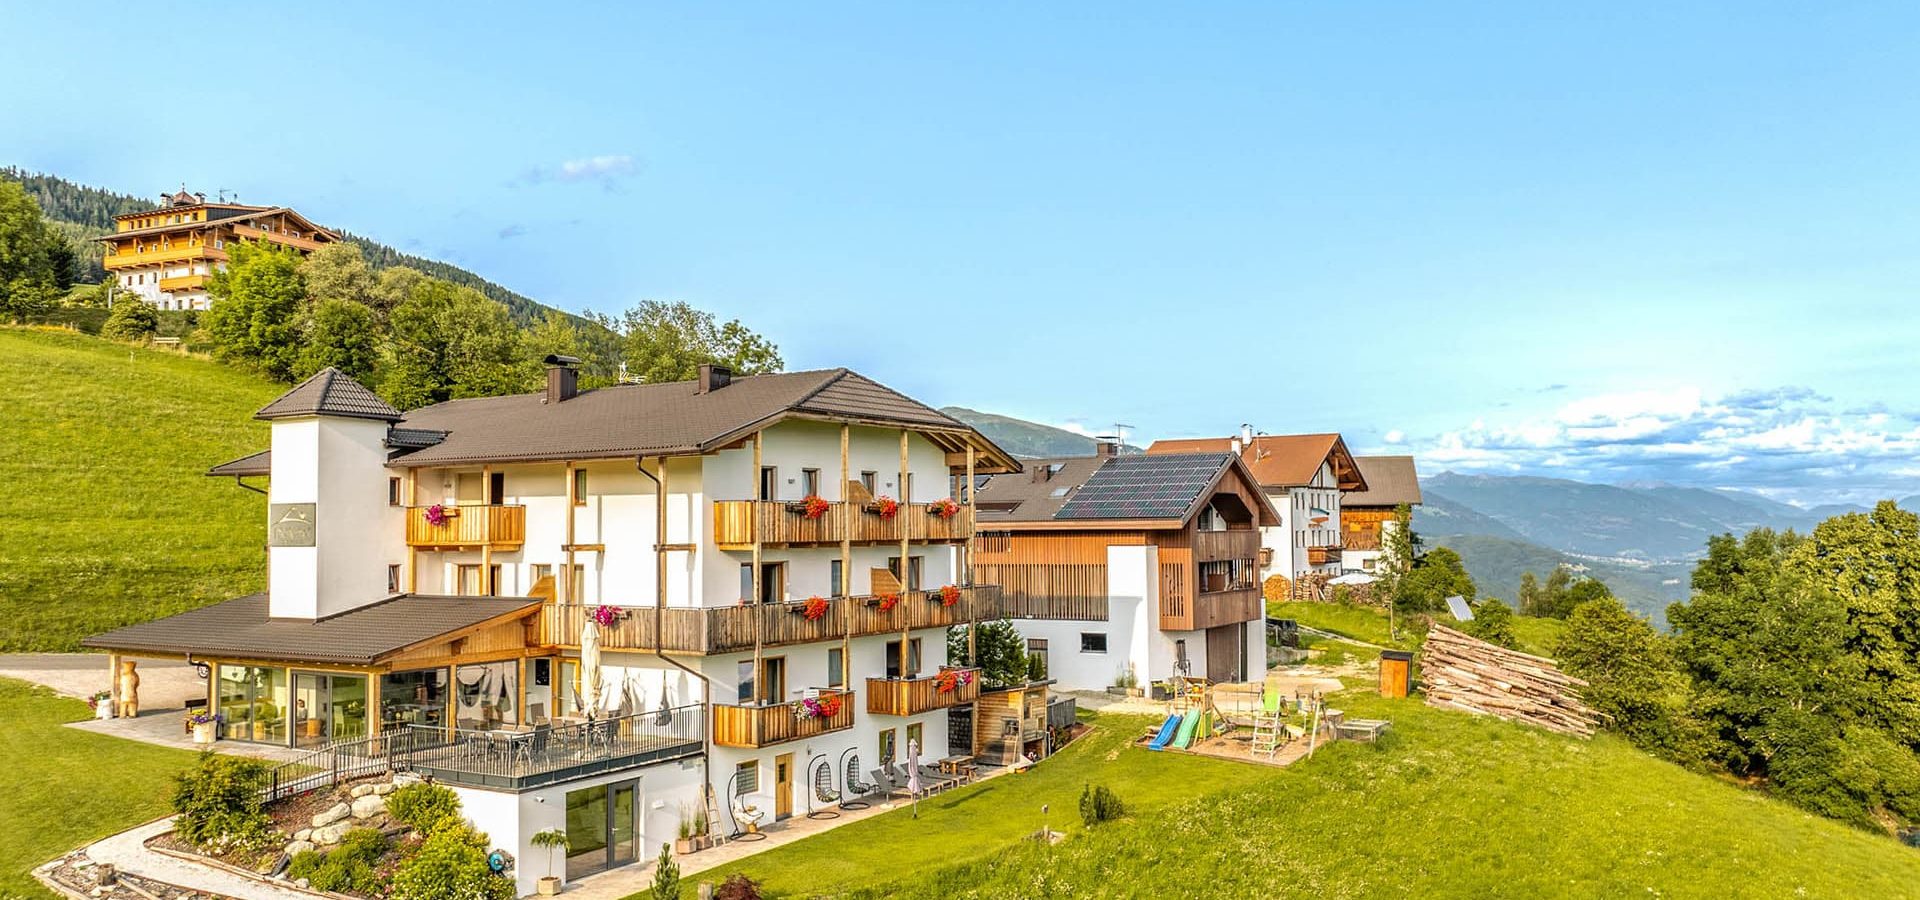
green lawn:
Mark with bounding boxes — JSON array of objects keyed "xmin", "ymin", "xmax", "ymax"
[
  {"xmin": 1268, "ymin": 600, "xmax": 1416, "ymax": 648},
  {"xmin": 0, "ymin": 328, "xmax": 280, "ymax": 651},
  {"xmin": 660, "ymin": 715, "xmax": 1271, "ymax": 898},
  {"xmin": 1508, "ymin": 613, "xmax": 1569, "ymax": 657},
  {"xmin": 783, "ymin": 699, "xmax": 1920, "ymax": 899},
  {"xmin": 0, "ymin": 677, "xmax": 199, "ymax": 898}
]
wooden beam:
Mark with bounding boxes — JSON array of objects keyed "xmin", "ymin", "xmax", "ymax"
[
  {"xmin": 480, "ymin": 465, "xmax": 493, "ymax": 594},
  {"xmin": 841, "ymin": 424, "xmax": 852, "ymax": 688},
  {"xmin": 752, "ymin": 432, "xmax": 764, "ymax": 723},
  {"xmin": 900, "ymin": 429, "xmax": 911, "ymax": 669},
  {"xmin": 406, "ymin": 469, "xmax": 419, "ymax": 593},
  {"xmin": 967, "ymin": 444, "xmax": 977, "ymax": 664},
  {"xmin": 564, "ymin": 462, "xmax": 576, "ymax": 606}
]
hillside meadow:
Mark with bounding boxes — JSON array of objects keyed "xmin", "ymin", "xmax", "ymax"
[{"xmin": 0, "ymin": 328, "xmax": 277, "ymax": 651}]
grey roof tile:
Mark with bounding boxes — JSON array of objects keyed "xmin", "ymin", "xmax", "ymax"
[
  {"xmin": 256, "ymin": 368, "xmax": 402, "ymax": 422},
  {"xmin": 81, "ymin": 594, "xmax": 539, "ymax": 665}
]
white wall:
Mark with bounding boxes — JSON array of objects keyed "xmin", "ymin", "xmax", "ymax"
[{"xmin": 268, "ymin": 416, "xmax": 402, "ymax": 619}]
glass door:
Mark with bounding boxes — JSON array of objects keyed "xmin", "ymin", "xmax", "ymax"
[
  {"xmin": 566, "ymin": 779, "xmax": 641, "ymax": 880},
  {"xmin": 293, "ymin": 673, "xmax": 370, "ymax": 748},
  {"xmin": 611, "ymin": 783, "xmax": 638, "ymax": 867}
]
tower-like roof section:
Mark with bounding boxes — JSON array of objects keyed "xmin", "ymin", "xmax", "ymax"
[{"xmin": 255, "ymin": 368, "xmax": 403, "ymax": 422}]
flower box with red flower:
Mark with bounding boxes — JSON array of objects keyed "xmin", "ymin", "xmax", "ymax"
[
  {"xmin": 867, "ymin": 496, "xmax": 900, "ymax": 520},
  {"xmin": 785, "ymin": 495, "xmax": 832, "ymax": 520},
  {"xmin": 795, "ymin": 596, "xmax": 830, "ymax": 620},
  {"xmin": 589, "ymin": 605, "xmax": 625, "ymax": 628},
  {"xmin": 870, "ymin": 593, "xmax": 900, "ymax": 612},
  {"xmin": 927, "ymin": 498, "xmax": 961, "ymax": 520},
  {"xmin": 932, "ymin": 584, "xmax": 962, "ymax": 607},
  {"xmin": 424, "ymin": 503, "xmax": 456, "ymax": 527}
]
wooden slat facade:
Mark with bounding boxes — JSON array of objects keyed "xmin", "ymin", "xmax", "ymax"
[
  {"xmin": 975, "ymin": 531, "xmax": 1133, "ymax": 622},
  {"xmin": 865, "ymin": 667, "xmax": 982, "ymax": 716},
  {"xmin": 538, "ymin": 586, "xmax": 1003, "ymax": 655},
  {"xmin": 405, "ymin": 505, "xmax": 526, "ymax": 550},
  {"xmin": 711, "ymin": 689, "xmax": 856, "ymax": 748}
]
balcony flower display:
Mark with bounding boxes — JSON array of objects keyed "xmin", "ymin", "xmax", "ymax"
[
  {"xmin": 928, "ymin": 497, "xmax": 961, "ymax": 519},
  {"xmin": 801, "ymin": 495, "xmax": 831, "ymax": 520},
  {"xmin": 799, "ymin": 596, "xmax": 830, "ymax": 620},
  {"xmin": 935, "ymin": 669, "xmax": 975, "ymax": 694},
  {"xmin": 87, "ymin": 690, "xmax": 111, "ymax": 711},
  {"xmin": 870, "ymin": 592, "xmax": 900, "ymax": 612},
  {"xmin": 425, "ymin": 503, "xmax": 453, "ymax": 527},
  {"xmin": 794, "ymin": 693, "xmax": 843, "ymax": 719},
  {"xmin": 870, "ymin": 495, "xmax": 899, "ymax": 519},
  {"xmin": 589, "ymin": 605, "xmax": 626, "ymax": 628},
  {"xmin": 936, "ymin": 584, "xmax": 962, "ymax": 607}
]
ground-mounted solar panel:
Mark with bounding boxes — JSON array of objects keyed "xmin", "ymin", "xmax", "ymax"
[{"xmin": 1054, "ymin": 452, "xmax": 1234, "ymax": 520}]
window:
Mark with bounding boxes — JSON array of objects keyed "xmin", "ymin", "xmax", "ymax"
[
  {"xmin": 759, "ymin": 466, "xmax": 778, "ymax": 501},
  {"xmin": 860, "ymin": 471, "xmax": 878, "ymax": 496},
  {"xmin": 387, "ymin": 564, "xmax": 401, "ymax": 594},
  {"xmin": 827, "ymin": 648, "xmax": 844, "ymax": 688},
  {"xmin": 572, "ymin": 469, "xmax": 588, "ymax": 505},
  {"xmin": 760, "ymin": 657, "xmax": 787, "ymax": 704},
  {"xmin": 885, "ymin": 638, "xmax": 923, "ymax": 678},
  {"xmin": 736, "ymin": 661, "xmax": 756, "ymax": 704},
  {"xmin": 801, "ymin": 468, "xmax": 821, "ymax": 498},
  {"xmin": 887, "ymin": 556, "xmax": 925, "ymax": 591},
  {"xmin": 829, "ymin": 559, "xmax": 844, "ymax": 597},
  {"xmin": 1027, "ymin": 638, "xmax": 1049, "ymax": 679},
  {"xmin": 1080, "ymin": 632, "xmax": 1108, "ymax": 653},
  {"xmin": 740, "ymin": 562, "xmax": 784, "ymax": 603},
  {"xmin": 735, "ymin": 760, "xmax": 758, "ymax": 794},
  {"xmin": 489, "ymin": 472, "xmax": 505, "ymax": 504},
  {"xmin": 906, "ymin": 722, "xmax": 924, "ymax": 758},
  {"xmin": 455, "ymin": 564, "xmax": 482, "ymax": 596},
  {"xmin": 878, "ymin": 728, "xmax": 897, "ymax": 765},
  {"xmin": 902, "ymin": 473, "xmax": 913, "ymax": 502},
  {"xmin": 388, "ymin": 477, "xmax": 402, "ymax": 507},
  {"xmin": 531, "ymin": 563, "xmax": 553, "ymax": 586}
]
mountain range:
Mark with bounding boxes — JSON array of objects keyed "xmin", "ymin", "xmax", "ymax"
[{"xmin": 941, "ymin": 407, "xmax": 1142, "ymax": 458}]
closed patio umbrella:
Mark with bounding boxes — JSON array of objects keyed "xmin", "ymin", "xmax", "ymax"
[
  {"xmin": 580, "ymin": 618, "xmax": 602, "ymax": 719},
  {"xmin": 906, "ymin": 737, "xmax": 922, "ymax": 818}
]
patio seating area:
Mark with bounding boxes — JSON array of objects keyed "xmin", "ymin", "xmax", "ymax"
[{"xmin": 395, "ymin": 705, "xmax": 706, "ymax": 791}]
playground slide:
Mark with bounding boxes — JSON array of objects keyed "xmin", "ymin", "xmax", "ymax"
[
  {"xmin": 1148, "ymin": 714, "xmax": 1182, "ymax": 750},
  {"xmin": 1172, "ymin": 710, "xmax": 1202, "ymax": 749}
]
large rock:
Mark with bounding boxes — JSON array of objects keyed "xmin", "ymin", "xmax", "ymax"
[
  {"xmin": 292, "ymin": 828, "xmax": 312, "ymax": 842},
  {"xmin": 372, "ymin": 782, "xmax": 396, "ymax": 795},
  {"xmin": 392, "ymin": 773, "xmax": 423, "ymax": 786},
  {"xmin": 311, "ymin": 803, "xmax": 352, "ymax": 828},
  {"xmin": 350, "ymin": 794, "xmax": 387, "ymax": 820},
  {"xmin": 285, "ymin": 840, "xmax": 316, "ymax": 857},
  {"xmin": 311, "ymin": 823, "xmax": 353, "ymax": 846},
  {"xmin": 350, "ymin": 784, "xmax": 375, "ymax": 798}
]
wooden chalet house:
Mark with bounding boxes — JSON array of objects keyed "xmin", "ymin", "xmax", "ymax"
[
  {"xmin": 86, "ymin": 359, "xmax": 1018, "ymax": 894},
  {"xmin": 97, "ymin": 189, "xmax": 339, "ymax": 311},
  {"xmin": 1147, "ymin": 429, "xmax": 1366, "ymax": 585},
  {"xmin": 1339, "ymin": 455, "xmax": 1423, "ymax": 574},
  {"xmin": 970, "ymin": 446, "xmax": 1279, "ymax": 688}
]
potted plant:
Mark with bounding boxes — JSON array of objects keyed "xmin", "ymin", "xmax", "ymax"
[
  {"xmin": 88, "ymin": 690, "xmax": 113, "ymax": 720},
  {"xmin": 788, "ymin": 495, "xmax": 831, "ymax": 520},
  {"xmin": 530, "ymin": 828, "xmax": 569, "ymax": 895},
  {"xmin": 674, "ymin": 804, "xmax": 707, "ymax": 854},
  {"xmin": 691, "ymin": 806, "xmax": 710, "ymax": 851},
  {"xmin": 795, "ymin": 597, "xmax": 830, "ymax": 621},
  {"xmin": 187, "ymin": 710, "xmax": 220, "ymax": 744},
  {"xmin": 870, "ymin": 593, "xmax": 901, "ymax": 612},
  {"xmin": 867, "ymin": 495, "xmax": 900, "ymax": 519},
  {"xmin": 424, "ymin": 503, "xmax": 458, "ymax": 526},
  {"xmin": 927, "ymin": 497, "xmax": 961, "ymax": 519}
]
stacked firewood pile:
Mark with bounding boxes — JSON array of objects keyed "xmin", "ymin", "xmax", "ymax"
[{"xmin": 1419, "ymin": 624, "xmax": 1600, "ymax": 737}]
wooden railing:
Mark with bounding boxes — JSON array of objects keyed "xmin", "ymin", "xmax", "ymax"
[
  {"xmin": 1307, "ymin": 544, "xmax": 1343, "ymax": 565},
  {"xmin": 712, "ymin": 690, "xmax": 855, "ymax": 748},
  {"xmin": 1342, "ymin": 530, "xmax": 1382, "ymax": 551},
  {"xmin": 1185, "ymin": 586, "xmax": 1264, "ymax": 631},
  {"xmin": 539, "ymin": 586, "xmax": 1004, "ymax": 655},
  {"xmin": 1192, "ymin": 529, "xmax": 1261, "ymax": 562},
  {"xmin": 712, "ymin": 500, "xmax": 974, "ymax": 549},
  {"xmin": 866, "ymin": 667, "xmax": 982, "ymax": 716},
  {"xmin": 405, "ymin": 504, "xmax": 526, "ymax": 549}
]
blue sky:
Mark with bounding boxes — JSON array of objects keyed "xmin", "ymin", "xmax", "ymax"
[{"xmin": 6, "ymin": 3, "xmax": 1918, "ymax": 504}]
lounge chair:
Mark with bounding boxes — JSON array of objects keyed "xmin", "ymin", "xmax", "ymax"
[{"xmin": 870, "ymin": 767, "xmax": 910, "ymax": 799}]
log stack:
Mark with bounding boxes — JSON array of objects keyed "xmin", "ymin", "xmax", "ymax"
[{"xmin": 1418, "ymin": 624, "xmax": 1599, "ymax": 738}]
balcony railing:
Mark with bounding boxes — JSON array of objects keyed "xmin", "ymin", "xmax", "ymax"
[
  {"xmin": 157, "ymin": 274, "xmax": 209, "ymax": 292},
  {"xmin": 713, "ymin": 500, "xmax": 973, "ymax": 550},
  {"xmin": 405, "ymin": 504, "xmax": 526, "ymax": 549},
  {"xmin": 866, "ymin": 666, "xmax": 982, "ymax": 716},
  {"xmin": 1307, "ymin": 544, "xmax": 1343, "ymax": 566},
  {"xmin": 395, "ymin": 707, "xmax": 704, "ymax": 791},
  {"xmin": 1192, "ymin": 529, "xmax": 1261, "ymax": 562},
  {"xmin": 540, "ymin": 585, "xmax": 1004, "ymax": 655},
  {"xmin": 712, "ymin": 690, "xmax": 855, "ymax": 748},
  {"xmin": 102, "ymin": 245, "xmax": 215, "ymax": 269}
]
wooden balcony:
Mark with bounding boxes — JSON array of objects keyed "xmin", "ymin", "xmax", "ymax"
[
  {"xmin": 866, "ymin": 667, "xmax": 982, "ymax": 716},
  {"xmin": 539, "ymin": 585, "xmax": 1004, "ymax": 656},
  {"xmin": 405, "ymin": 504, "xmax": 526, "ymax": 550},
  {"xmin": 157, "ymin": 274, "xmax": 209, "ymax": 292},
  {"xmin": 1192, "ymin": 529, "xmax": 1261, "ymax": 562},
  {"xmin": 1342, "ymin": 530, "xmax": 1382, "ymax": 551},
  {"xmin": 102, "ymin": 245, "xmax": 214, "ymax": 269},
  {"xmin": 712, "ymin": 500, "xmax": 973, "ymax": 550},
  {"xmin": 1160, "ymin": 584, "xmax": 1262, "ymax": 632},
  {"xmin": 1307, "ymin": 544, "xmax": 1343, "ymax": 566},
  {"xmin": 712, "ymin": 690, "xmax": 855, "ymax": 748}
]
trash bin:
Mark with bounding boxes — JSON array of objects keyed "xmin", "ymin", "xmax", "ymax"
[{"xmin": 1379, "ymin": 650, "xmax": 1414, "ymax": 698}]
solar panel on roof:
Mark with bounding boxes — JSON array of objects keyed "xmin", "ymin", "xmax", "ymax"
[{"xmin": 1054, "ymin": 452, "xmax": 1233, "ymax": 520}]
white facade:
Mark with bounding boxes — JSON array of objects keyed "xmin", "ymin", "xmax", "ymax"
[
  {"xmin": 116, "ymin": 262, "xmax": 214, "ymax": 310},
  {"xmin": 1258, "ymin": 461, "xmax": 1345, "ymax": 583},
  {"xmin": 266, "ymin": 415, "xmax": 405, "ymax": 619}
]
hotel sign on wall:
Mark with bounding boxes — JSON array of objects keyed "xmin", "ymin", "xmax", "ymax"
[{"xmin": 269, "ymin": 503, "xmax": 317, "ymax": 547}]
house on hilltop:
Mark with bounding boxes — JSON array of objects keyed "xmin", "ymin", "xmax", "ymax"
[
  {"xmin": 84, "ymin": 357, "xmax": 1020, "ymax": 895},
  {"xmin": 96, "ymin": 188, "xmax": 338, "ymax": 311},
  {"xmin": 971, "ymin": 442, "xmax": 1278, "ymax": 688},
  {"xmin": 1147, "ymin": 428, "xmax": 1366, "ymax": 586},
  {"xmin": 1339, "ymin": 455, "xmax": 1423, "ymax": 574}
]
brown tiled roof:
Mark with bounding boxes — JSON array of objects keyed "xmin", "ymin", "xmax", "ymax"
[
  {"xmin": 81, "ymin": 594, "xmax": 540, "ymax": 666},
  {"xmin": 387, "ymin": 368, "xmax": 1017, "ymax": 471},
  {"xmin": 207, "ymin": 449, "xmax": 271, "ymax": 477},
  {"xmin": 256, "ymin": 368, "xmax": 403, "ymax": 422},
  {"xmin": 1344, "ymin": 455, "xmax": 1423, "ymax": 507},
  {"xmin": 1147, "ymin": 433, "xmax": 1366, "ymax": 491}
]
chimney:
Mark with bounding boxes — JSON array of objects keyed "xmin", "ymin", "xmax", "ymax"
[
  {"xmin": 1096, "ymin": 439, "xmax": 1119, "ymax": 457},
  {"xmin": 1241, "ymin": 423, "xmax": 1254, "ymax": 445},
  {"xmin": 544, "ymin": 354, "xmax": 581, "ymax": 404},
  {"xmin": 1230, "ymin": 438, "xmax": 1242, "ymax": 456},
  {"xmin": 697, "ymin": 363, "xmax": 732, "ymax": 394}
]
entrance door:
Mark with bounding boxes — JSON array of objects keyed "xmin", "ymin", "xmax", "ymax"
[
  {"xmin": 566, "ymin": 779, "xmax": 641, "ymax": 880},
  {"xmin": 773, "ymin": 753, "xmax": 793, "ymax": 820},
  {"xmin": 292, "ymin": 673, "xmax": 369, "ymax": 748},
  {"xmin": 1206, "ymin": 624, "xmax": 1244, "ymax": 683}
]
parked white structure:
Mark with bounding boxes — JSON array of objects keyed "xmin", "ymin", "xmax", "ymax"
[{"xmin": 87, "ymin": 359, "xmax": 1020, "ymax": 896}]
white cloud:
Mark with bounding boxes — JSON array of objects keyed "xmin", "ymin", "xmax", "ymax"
[
  {"xmin": 1383, "ymin": 429, "xmax": 1405, "ymax": 444},
  {"xmin": 520, "ymin": 154, "xmax": 640, "ymax": 188},
  {"xmin": 1405, "ymin": 385, "xmax": 1920, "ymax": 505}
]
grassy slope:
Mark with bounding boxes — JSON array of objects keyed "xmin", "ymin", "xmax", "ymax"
[
  {"xmin": 0, "ymin": 677, "xmax": 198, "ymax": 898},
  {"xmin": 0, "ymin": 328, "xmax": 278, "ymax": 651}
]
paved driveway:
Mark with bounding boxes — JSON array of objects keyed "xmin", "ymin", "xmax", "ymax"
[{"xmin": 0, "ymin": 653, "xmax": 203, "ymax": 708}]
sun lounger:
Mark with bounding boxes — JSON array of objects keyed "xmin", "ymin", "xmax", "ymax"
[{"xmin": 871, "ymin": 767, "xmax": 910, "ymax": 798}]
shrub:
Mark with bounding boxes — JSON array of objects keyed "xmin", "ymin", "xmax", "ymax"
[
  {"xmin": 1460, "ymin": 597, "xmax": 1517, "ymax": 648},
  {"xmin": 289, "ymin": 828, "xmax": 388, "ymax": 893},
  {"xmin": 101, "ymin": 298, "xmax": 158, "ymax": 341},
  {"xmin": 1078, "ymin": 783, "xmax": 1124, "ymax": 826},
  {"xmin": 171, "ymin": 751, "xmax": 274, "ymax": 853},
  {"xmin": 650, "ymin": 842, "xmax": 680, "ymax": 900},
  {"xmin": 388, "ymin": 782, "xmax": 462, "ymax": 835},
  {"xmin": 388, "ymin": 818, "xmax": 515, "ymax": 900},
  {"xmin": 714, "ymin": 873, "xmax": 763, "ymax": 900}
]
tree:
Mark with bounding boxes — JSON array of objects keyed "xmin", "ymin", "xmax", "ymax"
[
  {"xmin": 953, "ymin": 619, "xmax": 1028, "ymax": 689},
  {"xmin": 382, "ymin": 279, "xmax": 535, "ymax": 408},
  {"xmin": 524, "ymin": 309, "xmax": 617, "ymax": 388},
  {"xmin": 1517, "ymin": 572, "xmax": 1541, "ymax": 616},
  {"xmin": 1791, "ymin": 502, "xmax": 1920, "ymax": 749},
  {"xmin": 204, "ymin": 240, "xmax": 307, "ymax": 381},
  {"xmin": 0, "ymin": 181, "xmax": 72, "ymax": 323},
  {"xmin": 299, "ymin": 242, "xmax": 378, "ymax": 310},
  {"xmin": 1374, "ymin": 503, "xmax": 1416, "ymax": 602},
  {"xmin": 101, "ymin": 299, "xmax": 159, "ymax": 341},
  {"xmin": 620, "ymin": 300, "xmax": 783, "ymax": 383},
  {"xmin": 298, "ymin": 298, "xmax": 381, "ymax": 383},
  {"xmin": 1396, "ymin": 546, "xmax": 1475, "ymax": 614},
  {"xmin": 1556, "ymin": 595, "xmax": 1716, "ymax": 767},
  {"xmin": 1460, "ymin": 597, "xmax": 1516, "ymax": 648},
  {"xmin": 649, "ymin": 842, "xmax": 680, "ymax": 900}
]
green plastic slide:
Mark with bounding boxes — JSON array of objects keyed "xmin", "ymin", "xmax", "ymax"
[{"xmin": 1173, "ymin": 709, "xmax": 1202, "ymax": 748}]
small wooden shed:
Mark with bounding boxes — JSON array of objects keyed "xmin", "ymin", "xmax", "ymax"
[{"xmin": 973, "ymin": 680, "xmax": 1054, "ymax": 765}]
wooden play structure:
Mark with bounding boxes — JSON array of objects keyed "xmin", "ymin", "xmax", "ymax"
[{"xmin": 974, "ymin": 681, "xmax": 1053, "ymax": 765}]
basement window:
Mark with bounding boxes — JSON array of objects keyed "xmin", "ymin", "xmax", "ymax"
[{"xmin": 1080, "ymin": 633, "xmax": 1107, "ymax": 653}]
